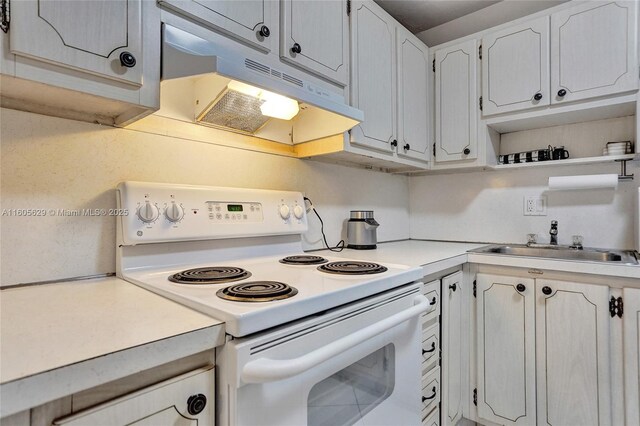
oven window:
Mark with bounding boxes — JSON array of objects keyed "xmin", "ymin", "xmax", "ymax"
[{"xmin": 307, "ymin": 344, "xmax": 395, "ymax": 426}]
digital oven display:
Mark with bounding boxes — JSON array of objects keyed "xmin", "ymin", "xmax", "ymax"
[{"xmin": 227, "ymin": 204, "xmax": 244, "ymax": 212}]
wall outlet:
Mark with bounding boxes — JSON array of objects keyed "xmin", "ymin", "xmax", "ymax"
[{"xmin": 524, "ymin": 196, "xmax": 547, "ymax": 216}]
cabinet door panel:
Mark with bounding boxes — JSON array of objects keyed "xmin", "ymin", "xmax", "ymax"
[
  {"xmin": 397, "ymin": 26, "xmax": 429, "ymax": 162},
  {"xmin": 624, "ymin": 287, "xmax": 640, "ymax": 425},
  {"xmin": 280, "ymin": 0, "xmax": 348, "ymax": 86},
  {"xmin": 482, "ymin": 16, "xmax": 550, "ymax": 116},
  {"xmin": 536, "ymin": 280, "xmax": 611, "ymax": 426},
  {"xmin": 435, "ymin": 39, "xmax": 477, "ymax": 162},
  {"xmin": 441, "ymin": 271, "xmax": 463, "ymax": 425},
  {"xmin": 349, "ymin": 0, "xmax": 396, "ymax": 153},
  {"xmin": 551, "ymin": 1, "xmax": 639, "ymax": 104},
  {"xmin": 10, "ymin": 0, "xmax": 142, "ymax": 85},
  {"xmin": 158, "ymin": 0, "xmax": 276, "ymax": 52},
  {"xmin": 476, "ymin": 274, "xmax": 536, "ymax": 426}
]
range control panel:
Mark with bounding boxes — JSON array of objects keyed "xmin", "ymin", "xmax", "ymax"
[{"xmin": 117, "ymin": 182, "xmax": 308, "ymax": 245}]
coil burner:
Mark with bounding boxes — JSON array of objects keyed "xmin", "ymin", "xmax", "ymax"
[
  {"xmin": 168, "ymin": 267, "xmax": 251, "ymax": 284},
  {"xmin": 217, "ymin": 281, "xmax": 298, "ymax": 302},
  {"xmin": 317, "ymin": 261, "xmax": 388, "ymax": 275},
  {"xmin": 279, "ymin": 255, "xmax": 328, "ymax": 265}
]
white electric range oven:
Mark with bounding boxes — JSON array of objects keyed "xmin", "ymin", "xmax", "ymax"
[{"xmin": 116, "ymin": 182, "xmax": 432, "ymax": 426}]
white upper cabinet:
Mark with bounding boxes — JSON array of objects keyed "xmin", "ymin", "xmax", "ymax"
[
  {"xmin": 280, "ymin": 0, "xmax": 348, "ymax": 86},
  {"xmin": 435, "ymin": 39, "xmax": 478, "ymax": 162},
  {"xmin": 551, "ymin": 1, "xmax": 639, "ymax": 104},
  {"xmin": 476, "ymin": 274, "xmax": 536, "ymax": 426},
  {"xmin": 10, "ymin": 0, "xmax": 143, "ymax": 86},
  {"xmin": 158, "ymin": 0, "xmax": 277, "ymax": 52},
  {"xmin": 349, "ymin": 0, "xmax": 396, "ymax": 153},
  {"xmin": 535, "ymin": 279, "xmax": 612, "ymax": 426},
  {"xmin": 482, "ymin": 16, "xmax": 550, "ymax": 116},
  {"xmin": 396, "ymin": 26, "xmax": 430, "ymax": 161}
]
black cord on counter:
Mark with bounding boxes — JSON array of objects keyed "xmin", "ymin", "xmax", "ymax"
[{"xmin": 303, "ymin": 196, "xmax": 345, "ymax": 252}]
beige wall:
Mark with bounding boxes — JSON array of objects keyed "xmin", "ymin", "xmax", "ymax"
[{"xmin": 0, "ymin": 109, "xmax": 410, "ymax": 286}]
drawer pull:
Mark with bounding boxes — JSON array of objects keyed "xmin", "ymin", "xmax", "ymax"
[
  {"xmin": 422, "ymin": 386, "xmax": 437, "ymax": 402},
  {"xmin": 429, "ymin": 297, "xmax": 437, "ymax": 305},
  {"xmin": 422, "ymin": 342, "xmax": 436, "ymax": 355}
]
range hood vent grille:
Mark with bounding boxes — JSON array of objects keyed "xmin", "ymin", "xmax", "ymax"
[
  {"xmin": 243, "ymin": 59, "xmax": 303, "ymax": 88},
  {"xmin": 197, "ymin": 89, "xmax": 269, "ymax": 134}
]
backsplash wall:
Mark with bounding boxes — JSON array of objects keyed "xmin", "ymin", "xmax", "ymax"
[
  {"xmin": 0, "ymin": 109, "xmax": 410, "ymax": 286},
  {"xmin": 409, "ymin": 163, "xmax": 639, "ymax": 250}
]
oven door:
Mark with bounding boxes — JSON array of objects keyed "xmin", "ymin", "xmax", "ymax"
[{"xmin": 217, "ymin": 283, "xmax": 431, "ymax": 426}]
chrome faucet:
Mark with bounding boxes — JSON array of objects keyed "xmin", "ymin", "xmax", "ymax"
[{"xmin": 549, "ymin": 220, "xmax": 558, "ymax": 245}]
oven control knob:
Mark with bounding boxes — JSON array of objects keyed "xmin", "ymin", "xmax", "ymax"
[
  {"xmin": 137, "ymin": 201, "xmax": 159, "ymax": 223},
  {"xmin": 293, "ymin": 205, "xmax": 304, "ymax": 220},
  {"xmin": 165, "ymin": 202, "xmax": 184, "ymax": 222},
  {"xmin": 278, "ymin": 204, "xmax": 291, "ymax": 220}
]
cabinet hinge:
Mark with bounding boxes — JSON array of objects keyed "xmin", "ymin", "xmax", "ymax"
[
  {"xmin": 610, "ymin": 296, "xmax": 623, "ymax": 318},
  {"xmin": 473, "ymin": 279, "xmax": 476, "ymax": 298},
  {"xmin": 0, "ymin": 0, "xmax": 9, "ymax": 33},
  {"xmin": 473, "ymin": 388, "xmax": 477, "ymax": 406},
  {"xmin": 478, "ymin": 44, "xmax": 482, "ymax": 60},
  {"xmin": 346, "ymin": 0, "xmax": 351, "ymax": 16},
  {"xmin": 432, "ymin": 58, "xmax": 435, "ymax": 73},
  {"xmin": 479, "ymin": 96, "xmax": 483, "ymax": 111},
  {"xmin": 432, "ymin": 142, "xmax": 436, "ymax": 158}
]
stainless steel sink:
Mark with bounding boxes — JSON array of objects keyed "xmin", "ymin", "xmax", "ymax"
[{"xmin": 470, "ymin": 244, "xmax": 639, "ymax": 265}]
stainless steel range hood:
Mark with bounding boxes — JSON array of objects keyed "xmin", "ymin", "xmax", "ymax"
[{"xmin": 161, "ymin": 24, "xmax": 363, "ymax": 144}]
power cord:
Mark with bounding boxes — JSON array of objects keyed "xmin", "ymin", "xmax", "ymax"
[{"xmin": 303, "ymin": 196, "xmax": 345, "ymax": 252}]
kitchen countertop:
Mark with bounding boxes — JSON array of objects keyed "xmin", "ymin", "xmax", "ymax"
[
  {"xmin": 317, "ymin": 239, "xmax": 640, "ymax": 279},
  {"xmin": 0, "ymin": 277, "xmax": 225, "ymax": 418}
]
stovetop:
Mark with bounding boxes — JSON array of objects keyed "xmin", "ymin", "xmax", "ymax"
[{"xmin": 122, "ymin": 254, "xmax": 422, "ymax": 337}]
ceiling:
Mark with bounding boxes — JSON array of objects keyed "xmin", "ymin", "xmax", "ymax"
[{"xmin": 375, "ymin": 0, "xmax": 502, "ymax": 34}]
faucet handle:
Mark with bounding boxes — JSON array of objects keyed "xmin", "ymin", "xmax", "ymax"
[
  {"xmin": 527, "ymin": 234, "xmax": 537, "ymax": 244},
  {"xmin": 571, "ymin": 235, "xmax": 584, "ymax": 249},
  {"xmin": 551, "ymin": 220, "xmax": 558, "ymax": 226}
]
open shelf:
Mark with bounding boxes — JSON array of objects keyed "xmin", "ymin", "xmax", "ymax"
[{"xmin": 488, "ymin": 154, "xmax": 637, "ymax": 171}]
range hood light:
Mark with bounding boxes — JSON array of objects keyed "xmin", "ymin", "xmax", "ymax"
[{"xmin": 260, "ymin": 93, "xmax": 300, "ymax": 120}]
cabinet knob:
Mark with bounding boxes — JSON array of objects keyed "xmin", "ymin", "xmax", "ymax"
[
  {"xmin": 557, "ymin": 89, "xmax": 567, "ymax": 97},
  {"xmin": 403, "ymin": 143, "xmax": 410, "ymax": 151},
  {"xmin": 291, "ymin": 43, "xmax": 302, "ymax": 54},
  {"xmin": 516, "ymin": 283, "xmax": 526, "ymax": 292},
  {"xmin": 542, "ymin": 286, "xmax": 553, "ymax": 295},
  {"xmin": 390, "ymin": 139, "xmax": 398, "ymax": 148},
  {"xmin": 463, "ymin": 148, "xmax": 471, "ymax": 155},
  {"xmin": 533, "ymin": 93, "xmax": 543, "ymax": 101},
  {"xmin": 187, "ymin": 394, "xmax": 207, "ymax": 415},
  {"xmin": 119, "ymin": 51, "xmax": 136, "ymax": 68},
  {"xmin": 259, "ymin": 25, "xmax": 270, "ymax": 38},
  {"xmin": 449, "ymin": 283, "xmax": 457, "ymax": 292}
]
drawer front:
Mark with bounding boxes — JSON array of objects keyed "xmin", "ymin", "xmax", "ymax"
[
  {"xmin": 422, "ymin": 280, "xmax": 441, "ymax": 326},
  {"xmin": 422, "ymin": 407, "xmax": 440, "ymax": 426},
  {"xmin": 422, "ymin": 323, "xmax": 440, "ymax": 375},
  {"xmin": 421, "ymin": 366, "xmax": 441, "ymax": 418}
]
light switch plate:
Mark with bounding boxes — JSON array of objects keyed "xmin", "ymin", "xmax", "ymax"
[{"xmin": 524, "ymin": 195, "xmax": 547, "ymax": 216}]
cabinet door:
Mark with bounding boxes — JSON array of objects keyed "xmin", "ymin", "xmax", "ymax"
[
  {"xmin": 551, "ymin": 1, "xmax": 639, "ymax": 104},
  {"xmin": 158, "ymin": 0, "xmax": 277, "ymax": 52},
  {"xmin": 624, "ymin": 287, "xmax": 640, "ymax": 425},
  {"xmin": 397, "ymin": 26, "xmax": 430, "ymax": 162},
  {"xmin": 280, "ymin": 0, "xmax": 348, "ymax": 86},
  {"xmin": 10, "ymin": 0, "xmax": 143, "ymax": 86},
  {"xmin": 481, "ymin": 16, "xmax": 550, "ymax": 116},
  {"xmin": 441, "ymin": 271, "xmax": 463, "ymax": 425},
  {"xmin": 476, "ymin": 274, "xmax": 536, "ymax": 426},
  {"xmin": 53, "ymin": 367, "xmax": 214, "ymax": 425},
  {"xmin": 536, "ymin": 280, "xmax": 611, "ymax": 426},
  {"xmin": 349, "ymin": 0, "xmax": 396, "ymax": 153},
  {"xmin": 435, "ymin": 39, "xmax": 477, "ymax": 162}
]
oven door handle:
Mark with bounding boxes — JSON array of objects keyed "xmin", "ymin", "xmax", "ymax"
[{"xmin": 241, "ymin": 294, "xmax": 433, "ymax": 384}]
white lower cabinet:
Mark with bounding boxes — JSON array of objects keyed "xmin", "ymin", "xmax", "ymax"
[
  {"xmin": 52, "ymin": 367, "xmax": 215, "ymax": 426},
  {"xmin": 475, "ymin": 273, "xmax": 613, "ymax": 426},
  {"xmin": 624, "ymin": 288, "xmax": 640, "ymax": 425},
  {"xmin": 441, "ymin": 271, "xmax": 463, "ymax": 426}
]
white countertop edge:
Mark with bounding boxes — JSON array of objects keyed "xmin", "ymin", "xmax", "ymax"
[
  {"xmin": 420, "ymin": 254, "xmax": 469, "ymax": 276},
  {"xmin": 0, "ymin": 324, "xmax": 225, "ymax": 418},
  {"xmin": 468, "ymin": 253, "xmax": 640, "ymax": 279}
]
